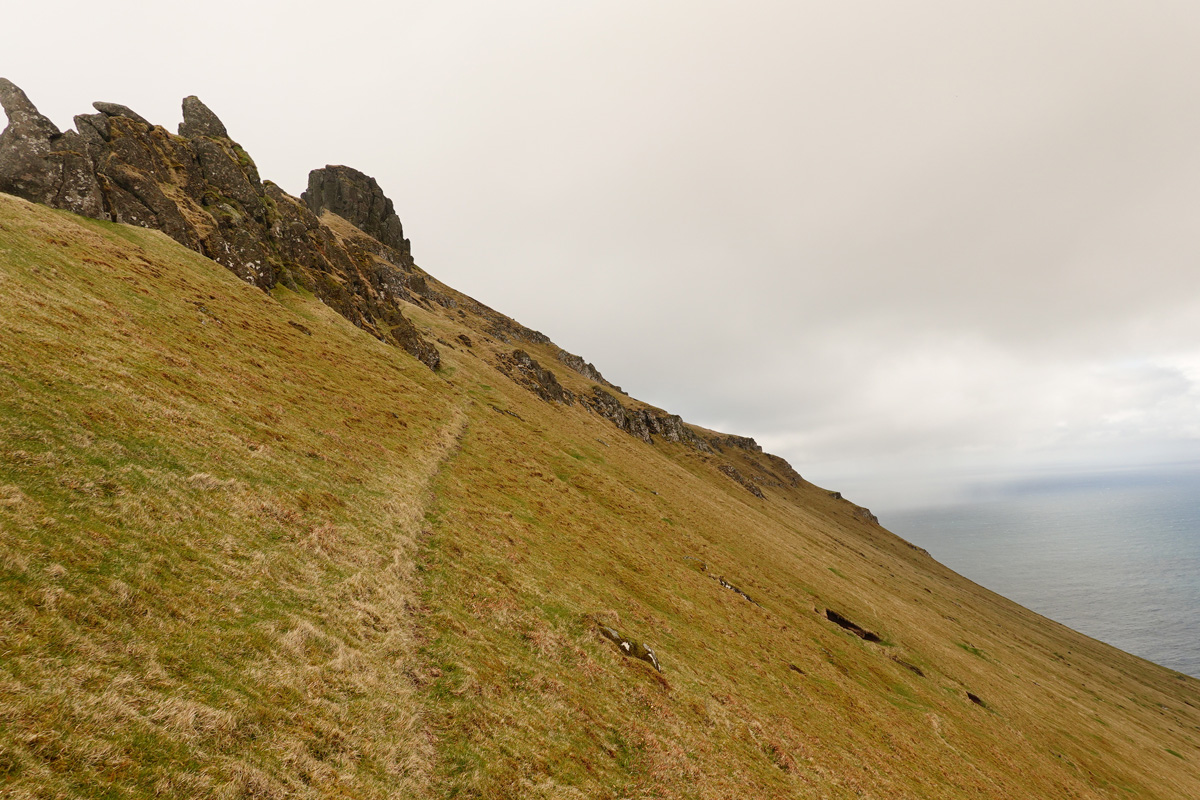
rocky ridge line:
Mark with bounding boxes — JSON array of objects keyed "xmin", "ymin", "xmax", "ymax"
[
  {"xmin": 0, "ymin": 80, "xmax": 824, "ymax": 502},
  {"xmin": 494, "ymin": 348, "xmax": 788, "ymax": 469},
  {"xmin": 0, "ymin": 79, "xmax": 439, "ymax": 368}
]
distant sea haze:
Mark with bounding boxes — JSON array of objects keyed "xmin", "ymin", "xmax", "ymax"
[{"xmin": 888, "ymin": 467, "xmax": 1200, "ymax": 679}]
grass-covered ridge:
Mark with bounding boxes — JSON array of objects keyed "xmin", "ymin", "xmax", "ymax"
[{"xmin": 4, "ymin": 191, "xmax": 1200, "ymax": 798}]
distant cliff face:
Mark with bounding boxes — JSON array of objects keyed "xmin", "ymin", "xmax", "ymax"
[{"xmin": 0, "ymin": 79, "xmax": 439, "ymax": 369}]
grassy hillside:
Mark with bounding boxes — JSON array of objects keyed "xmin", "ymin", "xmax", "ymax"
[{"xmin": 3, "ymin": 191, "xmax": 1200, "ymax": 798}]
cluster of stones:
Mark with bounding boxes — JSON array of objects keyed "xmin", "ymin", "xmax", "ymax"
[
  {"xmin": 684, "ymin": 557, "xmax": 761, "ymax": 606},
  {"xmin": 597, "ymin": 624, "xmax": 662, "ymax": 672},
  {"xmin": 0, "ymin": 79, "xmax": 439, "ymax": 368},
  {"xmin": 718, "ymin": 463, "xmax": 766, "ymax": 499}
]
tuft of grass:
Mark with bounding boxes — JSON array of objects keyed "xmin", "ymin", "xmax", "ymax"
[{"xmin": 957, "ymin": 642, "xmax": 986, "ymax": 658}]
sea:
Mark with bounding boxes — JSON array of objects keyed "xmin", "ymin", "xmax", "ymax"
[{"xmin": 885, "ymin": 467, "xmax": 1200, "ymax": 679}]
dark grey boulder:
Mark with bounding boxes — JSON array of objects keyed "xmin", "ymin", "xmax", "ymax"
[
  {"xmin": 302, "ymin": 165, "xmax": 409, "ymax": 254},
  {"xmin": 0, "ymin": 78, "xmax": 62, "ymax": 205},
  {"xmin": 179, "ymin": 95, "xmax": 229, "ymax": 139},
  {"xmin": 0, "ymin": 78, "xmax": 61, "ymax": 142},
  {"xmin": 92, "ymin": 101, "xmax": 151, "ymax": 127}
]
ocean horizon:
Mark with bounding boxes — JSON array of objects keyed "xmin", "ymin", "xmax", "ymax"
[{"xmin": 886, "ymin": 466, "xmax": 1200, "ymax": 679}]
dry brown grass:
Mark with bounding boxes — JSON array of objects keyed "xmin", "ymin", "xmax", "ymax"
[
  {"xmin": 0, "ymin": 194, "xmax": 464, "ymax": 798},
  {"xmin": 4, "ymin": 191, "xmax": 1200, "ymax": 799}
]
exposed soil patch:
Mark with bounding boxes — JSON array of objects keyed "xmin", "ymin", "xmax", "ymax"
[
  {"xmin": 825, "ymin": 609, "xmax": 883, "ymax": 643},
  {"xmin": 892, "ymin": 657, "xmax": 925, "ymax": 678}
]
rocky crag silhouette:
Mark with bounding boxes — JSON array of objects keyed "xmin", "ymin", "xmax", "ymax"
[{"xmin": 0, "ymin": 79, "xmax": 439, "ymax": 367}]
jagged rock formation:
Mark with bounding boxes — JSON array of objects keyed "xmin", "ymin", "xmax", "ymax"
[
  {"xmin": 555, "ymin": 348, "xmax": 622, "ymax": 392},
  {"xmin": 709, "ymin": 434, "xmax": 762, "ymax": 453},
  {"xmin": 580, "ymin": 387, "xmax": 650, "ymax": 442},
  {"xmin": 303, "ymin": 165, "xmax": 410, "ymax": 255},
  {"xmin": 497, "ymin": 349, "xmax": 572, "ymax": 404},
  {"xmin": 178, "ymin": 95, "xmax": 227, "ymax": 139},
  {"xmin": 0, "ymin": 80, "xmax": 107, "ymax": 220},
  {"xmin": 0, "ymin": 80, "xmax": 439, "ymax": 369},
  {"xmin": 576, "ymin": 386, "xmax": 715, "ymax": 451},
  {"xmin": 491, "ymin": 348, "xmax": 722, "ymax": 454}
]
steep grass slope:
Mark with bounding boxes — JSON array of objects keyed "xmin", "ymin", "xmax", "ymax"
[
  {"xmin": 3, "ymin": 192, "xmax": 1200, "ymax": 798},
  {"xmin": 0, "ymin": 194, "xmax": 460, "ymax": 797}
]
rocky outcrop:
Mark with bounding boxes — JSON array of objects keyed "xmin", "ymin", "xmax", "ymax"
[
  {"xmin": 718, "ymin": 464, "xmax": 766, "ymax": 499},
  {"xmin": 556, "ymin": 349, "xmax": 621, "ymax": 393},
  {"xmin": 0, "ymin": 79, "xmax": 107, "ymax": 220},
  {"xmin": 576, "ymin": 387, "xmax": 713, "ymax": 451},
  {"xmin": 302, "ymin": 165, "xmax": 410, "ymax": 255},
  {"xmin": 580, "ymin": 388, "xmax": 651, "ymax": 443},
  {"xmin": 597, "ymin": 624, "xmax": 662, "ymax": 672},
  {"xmin": 853, "ymin": 505, "xmax": 880, "ymax": 525},
  {"xmin": 1, "ymin": 79, "xmax": 812, "ymax": 480},
  {"xmin": 0, "ymin": 80, "xmax": 439, "ymax": 369},
  {"xmin": 497, "ymin": 350, "xmax": 572, "ymax": 404},
  {"xmin": 708, "ymin": 434, "xmax": 762, "ymax": 453},
  {"xmin": 644, "ymin": 411, "xmax": 713, "ymax": 451},
  {"xmin": 178, "ymin": 95, "xmax": 228, "ymax": 139}
]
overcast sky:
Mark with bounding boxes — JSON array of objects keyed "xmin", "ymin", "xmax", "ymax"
[{"xmin": 6, "ymin": 1, "xmax": 1200, "ymax": 513}]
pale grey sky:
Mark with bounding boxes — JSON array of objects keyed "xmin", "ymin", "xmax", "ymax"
[{"xmin": 6, "ymin": 1, "xmax": 1200, "ymax": 513}]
